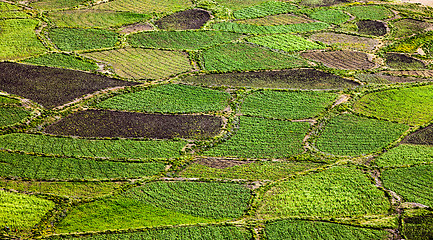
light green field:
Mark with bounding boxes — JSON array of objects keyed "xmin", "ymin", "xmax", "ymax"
[
  {"xmin": 236, "ymin": 14, "xmax": 313, "ymax": 26},
  {"xmin": 83, "ymin": 47, "xmax": 192, "ymax": 79},
  {"xmin": 309, "ymin": 9, "xmax": 350, "ymax": 25},
  {"xmin": 354, "ymin": 85, "xmax": 433, "ymax": 126},
  {"xmin": 22, "ymin": 53, "xmax": 98, "ymax": 71},
  {"xmin": 247, "ymin": 33, "xmax": 325, "ymax": 52},
  {"xmin": 96, "ymin": 84, "xmax": 230, "ymax": 114},
  {"xmin": 345, "ymin": 5, "xmax": 393, "ymax": 20},
  {"xmin": 30, "ymin": 0, "xmax": 89, "ymax": 10},
  {"xmin": 316, "ymin": 114, "xmax": 409, "ymax": 156},
  {"xmin": 0, "ymin": 190, "xmax": 55, "ymax": 230},
  {"xmin": 91, "ymin": 0, "xmax": 192, "ymax": 14},
  {"xmin": 233, "ymin": 1, "xmax": 297, "ymax": 19},
  {"xmin": 0, "ymin": 19, "xmax": 46, "ymax": 60},
  {"xmin": 203, "ymin": 116, "xmax": 310, "ymax": 159},
  {"xmin": 256, "ymin": 166, "xmax": 390, "ymax": 219},
  {"xmin": 374, "ymin": 144, "xmax": 433, "ymax": 167},
  {"xmin": 212, "ymin": 21, "xmax": 330, "ymax": 35},
  {"xmin": 49, "ymin": 28, "xmax": 119, "ymax": 51},
  {"xmin": 0, "ymin": 106, "xmax": 31, "ymax": 127}
]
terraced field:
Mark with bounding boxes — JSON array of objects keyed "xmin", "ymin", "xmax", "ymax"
[{"xmin": 2, "ymin": 0, "xmax": 433, "ymax": 239}]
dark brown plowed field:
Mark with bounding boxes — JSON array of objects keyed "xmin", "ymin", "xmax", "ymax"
[
  {"xmin": 385, "ymin": 53, "xmax": 426, "ymax": 69},
  {"xmin": 357, "ymin": 20, "xmax": 387, "ymax": 36},
  {"xmin": 182, "ymin": 69, "xmax": 359, "ymax": 89},
  {"xmin": 301, "ymin": 51, "xmax": 376, "ymax": 70},
  {"xmin": 155, "ymin": 9, "xmax": 211, "ymax": 30},
  {"xmin": 0, "ymin": 62, "xmax": 138, "ymax": 109},
  {"xmin": 196, "ymin": 158, "xmax": 253, "ymax": 169},
  {"xmin": 402, "ymin": 125, "xmax": 433, "ymax": 145},
  {"xmin": 44, "ymin": 109, "xmax": 223, "ymax": 139},
  {"xmin": 309, "ymin": 32, "xmax": 379, "ymax": 52},
  {"xmin": 356, "ymin": 73, "xmax": 427, "ymax": 84}
]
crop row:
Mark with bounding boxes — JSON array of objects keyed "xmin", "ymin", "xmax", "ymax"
[
  {"xmin": 233, "ymin": 1, "xmax": 297, "ymax": 20},
  {"xmin": 212, "ymin": 21, "xmax": 330, "ymax": 34},
  {"xmin": 247, "ymin": 33, "xmax": 325, "ymax": 52}
]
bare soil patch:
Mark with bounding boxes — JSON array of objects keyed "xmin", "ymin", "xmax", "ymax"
[
  {"xmin": 301, "ymin": 50, "xmax": 376, "ymax": 70},
  {"xmin": 196, "ymin": 158, "xmax": 253, "ymax": 169},
  {"xmin": 0, "ymin": 62, "xmax": 138, "ymax": 109},
  {"xmin": 356, "ymin": 72, "xmax": 428, "ymax": 84},
  {"xmin": 402, "ymin": 124, "xmax": 433, "ymax": 145},
  {"xmin": 357, "ymin": 20, "xmax": 387, "ymax": 36},
  {"xmin": 385, "ymin": 53, "xmax": 426, "ymax": 69},
  {"xmin": 309, "ymin": 32, "xmax": 379, "ymax": 52},
  {"xmin": 119, "ymin": 23, "xmax": 153, "ymax": 34},
  {"xmin": 155, "ymin": 9, "xmax": 211, "ymax": 30},
  {"xmin": 43, "ymin": 109, "xmax": 223, "ymax": 139}
]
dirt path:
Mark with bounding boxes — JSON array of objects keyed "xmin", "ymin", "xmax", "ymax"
[{"xmin": 332, "ymin": 94, "xmax": 350, "ymax": 108}]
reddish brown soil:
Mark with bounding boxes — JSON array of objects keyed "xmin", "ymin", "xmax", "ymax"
[
  {"xmin": 0, "ymin": 62, "xmax": 138, "ymax": 109},
  {"xmin": 43, "ymin": 109, "xmax": 223, "ymax": 139},
  {"xmin": 196, "ymin": 158, "xmax": 253, "ymax": 169},
  {"xmin": 155, "ymin": 9, "xmax": 211, "ymax": 30},
  {"xmin": 119, "ymin": 23, "xmax": 153, "ymax": 34},
  {"xmin": 301, "ymin": 50, "xmax": 376, "ymax": 70}
]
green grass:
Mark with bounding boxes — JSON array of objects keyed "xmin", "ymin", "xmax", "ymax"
[
  {"xmin": 386, "ymin": 31, "xmax": 433, "ymax": 56},
  {"xmin": 30, "ymin": 0, "xmax": 88, "ymax": 10},
  {"xmin": 96, "ymin": 84, "xmax": 230, "ymax": 114},
  {"xmin": 345, "ymin": 5, "xmax": 393, "ymax": 20},
  {"xmin": 0, "ymin": 106, "xmax": 31, "ymax": 127},
  {"xmin": 212, "ymin": 21, "xmax": 330, "ymax": 34},
  {"xmin": 0, "ymin": 96, "xmax": 20, "ymax": 105},
  {"xmin": 0, "ymin": 11, "xmax": 29, "ymax": 19},
  {"xmin": 202, "ymin": 43, "xmax": 308, "ymax": 72},
  {"xmin": 233, "ymin": 1, "xmax": 297, "ymax": 19},
  {"xmin": 83, "ymin": 47, "xmax": 192, "ymax": 79},
  {"xmin": 48, "ymin": 10, "xmax": 150, "ymax": 28},
  {"xmin": 213, "ymin": 0, "xmax": 269, "ymax": 11},
  {"xmin": 123, "ymin": 181, "xmax": 251, "ymax": 219},
  {"xmin": 391, "ymin": 18, "xmax": 431, "ymax": 39},
  {"xmin": 0, "ymin": 190, "xmax": 55, "ymax": 230},
  {"xmin": 403, "ymin": 213, "xmax": 433, "ymax": 240},
  {"xmin": 203, "ymin": 116, "xmax": 310, "ymax": 159},
  {"xmin": 241, "ymin": 90, "xmax": 337, "ymax": 120},
  {"xmin": 316, "ymin": 114, "xmax": 409, "ymax": 156},
  {"xmin": 236, "ymin": 14, "xmax": 313, "ymax": 26},
  {"xmin": 49, "ymin": 28, "xmax": 119, "ymax": 51},
  {"xmin": 256, "ymin": 166, "xmax": 390, "ymax": 219},
  {"xmin": 309, "ymin": 9, "xmax": 350, "ymax": 25},
  {"xmin": 382, "ymin": 164, "xmax": 433, "ymax": 207},
  {"xmin": 128, "ymin": 30, "xmax": 243, "ymax": 50},
  {"xmin": 0, "ymin": 180, "xmax": 122, "ymax": 199},
  {"xmin": 49, "ymin": 225, "xmax": 252, "ymax": 239},
  {"xmin": 374, "ymin": 144, "xmax": 433, "ymax": 167},
  {"xmin": 0, "ymin": 151, "xmax": 166, "ymax": 180},
  {"xmin": 180, "ymin": 160, "xmax": 324, "ymax": 181},
  {"xmin": 56, "ymin": 197, "xmax": 214, "ymax": 233},
  {"xmin": 354, "ymin": 85, "xmax": 433, "ymax": 126},
  {"xmin": 247, "ymin": 33, "xmax": 325, "ymax": 52},
  {"xmin": 91, "ymin": 0, "xmax": 192, "ymax": 14},
  {"xmin": 0, "ymin": 2, "xmax": 20, "ymax": 11},
  {"xmin": 0, "ymin": 19, "xmax": 46, "ymax": 60},
  {"xmin": 0, "ymin": 133, "xmax": 186, "ymax": 160},
  {"xmin": 265, "ymin": 219, "xmax": 389, "ymax": 240},
  {"xmin": 22, "ymin": 53, "xmax": 98, "ymax": 71}
]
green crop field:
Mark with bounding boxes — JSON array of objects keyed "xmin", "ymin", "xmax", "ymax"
[
  {"xmin": 256, "ymin": 166, "xmax": 390, "ymax": 219},
  {"xmin": 390, "ymin": 18, "xmax": 431, "ymax": 39},
  {"xmin": 0, "ymin": 2, "xmax": 20, "ymax": 11},
  {"xmin": 47, "ymin": 10, "xmax": 150, "ymax": 28},
  {"xmin": 0, "ymin": 190, "xmax": 55, "ymax": 230},
  {"xmin": 212, "ymin": 21, "xmax": 330, "ymax": 34},
  {"xmin": 0, "ymin": 151, "xmax": 165, "ymax": 180},
  {"xmin": 83, "ymin": 47, "xmax": 192, "ymax": 79},
  {"xmin": 96, "ymin": 84, "xmax": 230, "ymax": 114},
  {"xmin": 22, "ymin": 53, "xmax": 98, "ymax": 71},
  {"xmin": 345, "ymin": 5, "xmax": 394, "ymax": 20},
  {"xmin": 374, "ymin": 144, "xmax": 433, "ymax": 167},
  {"xmin": 180, "ymin": 160, "xmax": 324, "ymax": 181},
  {"xmin": 91, "ymin": 0, "xmax": 192, "ymax": 14},
  {"xmin": 265, "ymin": 219, "xmax": 389, "ymax": 240},
  {"xmin": 202, "ymin": 43, "xmax": 308, "ymax": 72},
  {"xmin": 0, "ymin": 106, "xmax": 30, "ymax": 127},
  {"xmin": 233, "ymin": 1, "xmax": 297, "ymax": 19},
  {"xmin": 315, "ymin": 114, "xmax": 409, "ymax": 156},
  {"xmin": 29, "ymin": 0, "xmax": 88, "ymax": 10},
  {"xmin": 382, "ymin": 164, "xmax": 433, "ymax": 207},
  {"xmin": 403, "ymin": 213, "xmax": 433, "ymax": 240},
  {"xmin": 309, "ymin": 9, "xmax": 350, "ymax": 25},
  {"xmin": 0, "ymin": 133, "xmax": 186, "ymax": 160},
  {"xmin": 236, "ymin": 14, "xmax": 314, "ymax": 26},
  {"xmin": 387, "ymin": 31, "xmax": 433, "ymax": 56},
  {"xmin": 241, "ymin": 90, "xmax": 338, "ymax": 120},
  {"xmin": 203, "ymin": 116, "xmax": 310, "ymax": 159},
  {"xmin": 354, "ymin": 85, "xmax": 433, "ymax": 126},
  {"xmin": 128, "ymin": 30, "xmax": 242, "ymax": 50},
  {"xmin": 247, "ymin": 33, "xmax": 325, "ymax": 52},
  {"xmin": 49, "ymin": 28, "xmax": 119, "ymax": 51}
]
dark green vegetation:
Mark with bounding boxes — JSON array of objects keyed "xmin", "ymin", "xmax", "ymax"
[
  {"xmin": 22, "ymin": 53, "xmax": 98, "ymax": 71},
  {"xmin": 233, "ymin": 1, "xmax": 297, "ymax": 19},
  {"xmin": 202, "ymin": 43, "xmax": 308, "ymax": 72},
  {"xmin": 309, "ymin": 9, "xmax": 350, "ymax": 25},
  {"xmin": 403, "ymin": 124, "xmax": 433, "ymax": 145},
  {"xmin": 374, "ymin": 144, "xmax": 433, "ymax": 167},
  {"xmin": 180, "ymin": 159, "xmax": 324, "ymax": 181},
  {"xmin": 256, "ymin": 166, "xmax": 390, "ymax": 218},
  {"xmin": 49, "ymin": 28, "xmax": 119, "ymax": 51},
  {"xmin": 315, "ymin": 114, "xmax": 409, "ymax": 156},
  {"xmin": 0, "ymin": 62, "xmax": 138, "ymax": 108},
  {"xmin": 155, "ymin": 9, "xmax": 211, "ymax": 30},
  {"xmin": 128, "ymin": 31, "xmax": 242, "ymax": 50},
  {"xmin": 265, "ymin": 220, "xmax": 389, "ymax": 240},
  {"xmin": 212, "ymin": 21, "xmax": 330, "ymax": 34},
  {"xmin": 390, "ymin": 18, "xmax": 431, "ymax": 39},
  {"xmin": 96, "ymin": 84, "xmax": 230, "ymax": 114},
  {"xmin": 182, "ymin": 69, "xmax": 359, "ymax": 89},
  {"xmin": 403, "ymin": 214, "xmax": 433, "ymax": 240},
  {"xmin": 203, "ymin": 116, "xmax": 310, "ymax": 159},
  {"xmin": 0, "ymin": 151, "xmax": 165, "ymax": 180},
  {"xmin": 0, "ymin": 133, "xmax": 186, "ymax": 160},
  {"xmin": 49, "ymin": 226, "xmax": 252, "ymax": 239},
  {"xmin": 247, "ymin": 33, "xmax": 325, "ymax": 52},
  {"xmin": 44, "ymin": 110, "xmax": 223, "ymax": 139},
  {"xmin": 385, "ymin": 53, "xmax": 425, "ymax": 70},
  {"xmin": 354, "ymin": 85, "xmax": 433, "ymax": 126},
  {"xmin": 382, "ymin": 164, "xmax": 433, "ymax": 207},
  {"xmin": 241, "ymin": 90, "xmax": 337, "ymax": 120},
  {"xmin": 0, "ymin": 106, "xmax": 31, "ymax": 127}
]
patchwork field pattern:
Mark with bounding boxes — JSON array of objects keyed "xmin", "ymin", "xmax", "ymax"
[
  {"xmin": 309, "ymin": 32, "xmax": 379, "ymax": 52},
  {"xmin": 301, "ymin": 50, "xmax": 376, "ymax": 70},
  {"xmin": 344, "ymin": 5, "xmax": 393, "ymax": 20},
  {"xmin": 212, "ymin": 21, "xmax": 330, "ymax": 34},
  {"xmin": 49, "ymin": 28, "xmax": 119, "ymax": 51},
  {"xmin": 247, "ymin": 33, "xmax": 325, "ymax": 52},
  {"xmin": 309, "ymin": 9, "xmax": 350, "ymax": 25},
  {"xmin": 232, "ymin": 1, "xmax": 297, "ymax": 19},
  {"xmin": 235, "ymin": 14, "xmax": 314, "ymax": 26}
]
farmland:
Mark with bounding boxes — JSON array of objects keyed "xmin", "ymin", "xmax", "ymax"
[{"xmin": 2, "ymin": 0, "xmax": 433, "ymax": 238}]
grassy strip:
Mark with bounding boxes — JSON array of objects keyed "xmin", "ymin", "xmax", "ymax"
[
  {"xmin": 22, "ymin": 53, "xmax": 98, "ymax": 71},
  {"xmin": 212, "ymin": 21, "xmax": 330, "ymax": 34}
]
